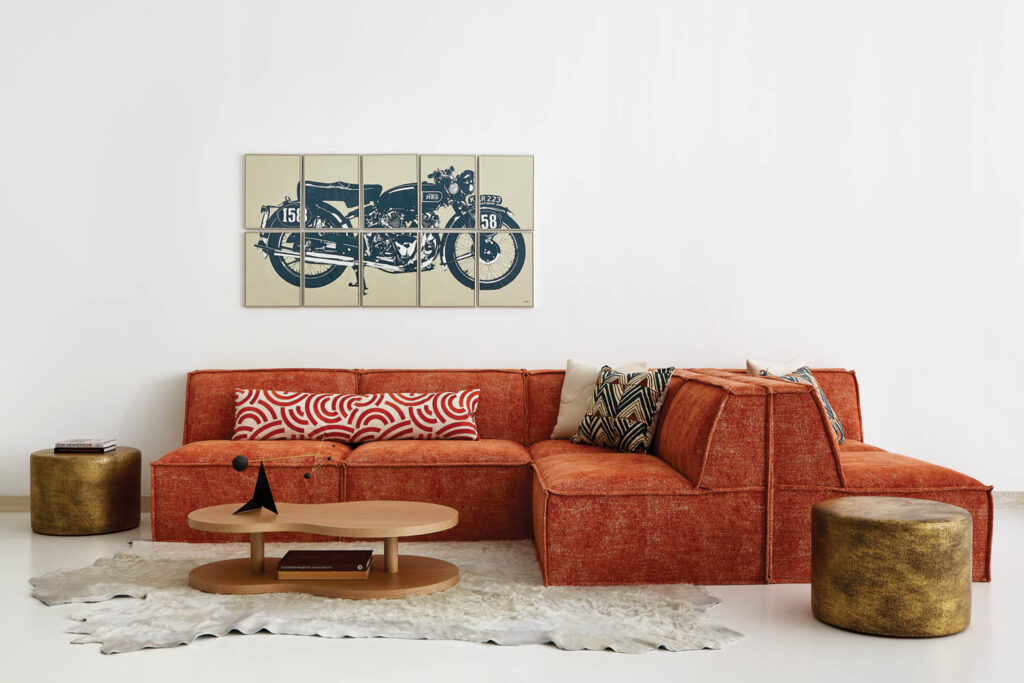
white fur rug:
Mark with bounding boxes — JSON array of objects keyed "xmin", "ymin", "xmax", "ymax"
[{"xmin": 30, "ymin": 540, "xmax": 742, "ymax": 654}]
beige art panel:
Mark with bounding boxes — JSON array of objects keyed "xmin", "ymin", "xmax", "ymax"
[
  {"xmin": 244, "ymin": 232, "xmax": 301, "ymax": 307},
  {"xmin": 420, "ymin": 232, "xmax": 476, "ymax": 307},
  {"xmin": 478, "ymin": 155, "xmax": 534, "ymax": 231},
  {"xmin": 477, "ymin": 231, "xmax": 533, "ymax": 307},
  {"xmin": 361, "ymin": 232, "xmax": 418, "ymax": 307},
  {"xmin": 420, "ymin": 155, "xmax": 477, "ymax": 230},
  {"xmin": 362, "ymin": 154, "xmax": 418, "ymax": 229},
  {"xmin": 245, "ymin": 155, "xmax": 301, "ymax": 229},
  {"xmin": 302, "ymin": 155, "xmax": 361, "ymax": 229},
  {"xmin": 303, "ymin": 232, "xmax": 360, "ymax": 307}
]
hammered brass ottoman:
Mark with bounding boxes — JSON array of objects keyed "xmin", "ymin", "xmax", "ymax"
[
  {"xmin": 30, "ymin": 447, "xmax": 141, "ymax": 535},
  {"xmin": 811, "ymin": 496, "xmax": 971, "ymax": 637}
]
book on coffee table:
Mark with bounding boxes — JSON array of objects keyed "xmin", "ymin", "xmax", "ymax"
[{"xmin": 276, "ymin": 550, "xmax": 374, "ymax": 580}]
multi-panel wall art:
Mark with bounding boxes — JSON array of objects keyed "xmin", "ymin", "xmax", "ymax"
[{"xmin": 244, "ymin": 154, "xmax": 534, "ymax": 307}]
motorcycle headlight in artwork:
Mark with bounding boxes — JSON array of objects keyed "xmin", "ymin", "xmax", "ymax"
[
  {"xmin": 447, "ymin": 181, "xmax": 461, "ymax": 196},
  {"xmin": 457, "ymin": 170, "xmax": 474, "ymax": 195}
]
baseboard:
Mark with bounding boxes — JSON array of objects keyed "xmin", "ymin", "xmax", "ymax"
[
  {"xmin": 0, "ymin": 496, "xmax": 152, "ymax": 513},
  {"xmin": 1, "ymin": 493, "xmax": 1021, "ymax": 512},
  {"xmin": 0, "ymin": 496, "xmax": 29, "ymax": 512},
  {"xmin": 994, "ymin": 491, "xmax": 1024, "ymax": 509}
]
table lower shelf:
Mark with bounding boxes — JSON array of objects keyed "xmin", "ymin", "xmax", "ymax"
[{"xmin": 189, "ymin": 554, "xmax": 459, "ymax": 599}]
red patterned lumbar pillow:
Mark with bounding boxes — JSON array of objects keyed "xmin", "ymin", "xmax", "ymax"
[{"xmin": 232, "ymin": 389, "xmax": 480, "ymax": 442}]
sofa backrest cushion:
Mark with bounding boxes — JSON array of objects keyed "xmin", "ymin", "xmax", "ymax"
[
  {"xmin": 654, "ymin": 371, "xmax": 767, "ymax": 487},
  {"xmin": 525, "ymin": 370, "xmax": 563, "ymax": 445},
  {"xmin": 183, "ymin": 369, "xmax": 358, "ymax": 444},
  {"xmin": 357, "ymin": 369, "xmax": 526, "ymax": 443},
  {"xmin": 699, "ymin": 369, "xmax": 845, "ymax": 487},
  {"xmin": 806, "ymin": 369, "xmax": 863, "ymax": 442}
]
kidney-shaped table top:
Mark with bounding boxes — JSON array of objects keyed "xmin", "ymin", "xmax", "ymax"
[{"xmin": 188, "ymin": 500, "xmax": 458, "ymax": 539}]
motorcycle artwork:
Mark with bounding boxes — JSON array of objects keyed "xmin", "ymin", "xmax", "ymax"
[{"xmin": 252, "ymin": 166, "xmax": 527, "ymax": 294}]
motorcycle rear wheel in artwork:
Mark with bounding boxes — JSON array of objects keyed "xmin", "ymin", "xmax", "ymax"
[
  {"xmin": 264, "ymin": 232, "xmax": 303, "ymax": 287},
  {"xmin": 265, "ymin": 206, "xmax": 352, "ymax": 289}
]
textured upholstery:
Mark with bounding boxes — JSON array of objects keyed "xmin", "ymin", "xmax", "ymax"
[
  {"xmin": 346, "ymin": 439, "xmax": 529, "ymax": 466},
  {"xmin": 841, "ymin": 451, "xmax": 986, "ymax": 489},
  {"xmin": 183, "ymin": 369, "xmax": 358, "ymax": 444},
  {"xmin": 528, "ymin": 439, "xmax": 620, "ymax": 462},
  {"xmin": 343, "ymin": 439, "xmax": 532, "ymax": 540},
  {"xmin": 654, "ymin": 372, "xmax": 766, "ymax": 488},
  {"xmin": 524, "ymin": 371, "xmax": 564, "ymax": 445},
  {"xmin": 358, "ymin": 369, "xmax": 525, "ymax": 443},
  {"xmin": 151, "ymin": 440, "xmax": 347, "ymax": 542},
  {"xmin": 840, "ymin": 439, "xmax": 886, "ymax": 452},
  {"xmin": 533, "ymin": 452, "xmax": 694, "ymax": 495},
  {"xmin": 534, "ymin": 484, "xmax": 766, "ymax": 585},
  {"xmin": 345, "ymin": 465, "xmax": 531, "ymax": 541},
  {"xmin": 151, "ymin": 367, "xmax": 993, "ymax": 587}
]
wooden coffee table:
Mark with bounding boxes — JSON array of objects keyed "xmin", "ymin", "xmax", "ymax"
[{"xmin": 187, "ymin": 500, "xmax": 459, "ymax": 599}]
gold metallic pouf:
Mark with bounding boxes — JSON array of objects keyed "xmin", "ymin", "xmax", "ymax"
[
  {"xmin": 30, "ymin": 447, "xmax": 141, "ymax": 535},
  {"xmin": 811, "ymin": 496, "xmax": 972, "ymax": 637}
]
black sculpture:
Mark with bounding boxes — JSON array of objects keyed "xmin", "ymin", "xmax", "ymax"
[{"xmin": 233, "ymin": 461, "xmax": 278, "ymax": 515}]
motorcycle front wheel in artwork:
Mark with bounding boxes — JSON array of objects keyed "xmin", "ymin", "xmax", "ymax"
[{"xmin": 477, "ymin": 231, "xmax": 526, "ymax": 291}]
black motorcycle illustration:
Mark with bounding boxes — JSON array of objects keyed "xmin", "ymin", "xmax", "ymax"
[{"xmin": 254, "ymin": 167, "xmax": 525, "ymax": 291}]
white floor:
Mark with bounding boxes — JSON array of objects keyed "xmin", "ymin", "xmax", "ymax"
[{"xmin": 2, "ymin": 510, "xmax": 1020, "ymax": 683}]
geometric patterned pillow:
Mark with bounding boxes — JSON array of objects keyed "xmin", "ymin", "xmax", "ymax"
[
  {"xmin": 570, "ymin": 366, "xmax": 675, "ymax": 453},
  {"xmin": 233, "ymin": 389, "xmax": 480, "ymax": 442},
  {"xmin": 773, "ymin": 367, "xmax": 845, "ymax": 444}
]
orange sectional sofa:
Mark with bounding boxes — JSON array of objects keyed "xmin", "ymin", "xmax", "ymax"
[{"xmin": 150, "ymin": 368, "xmax": 994, "ymax": 585}]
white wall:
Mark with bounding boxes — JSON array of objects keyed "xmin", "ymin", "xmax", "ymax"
[{"xmin": 2, "ymin": 0, "xmax": 1022, "ymax": 494}]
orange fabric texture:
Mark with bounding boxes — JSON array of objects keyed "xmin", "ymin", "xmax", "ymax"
[
  {"xmin": 524, "ymin": 370, "xmax": 564, "ymax": 445},
  {"xmin": 346, "ymin": 439, "xmax": 530, "ymax": 467},
  {"xmin": 534, "ymin": 487, "xmax": 766, "ymax": 585},
  {"xmin": 151, "ymin": 440, "xmax": 346, "ymax": 543},
  {"xmin": 840, "ymin": 439, "xmax": 886, "ymax": 452},
  {"xmin": 841, "ymin": 451, "xmax": 986, "ymax": 489},
  {"xmin": 533, "ymin": 452, "xmax": 694, "ymax": 495},
  {"xmin": 183, "ymin": 369, "xmax": 358, "ymax": 443},
  {"xmin": 151, "ymin": 367, "xmax": 994, "ymax": 587},
  {"xmin": 345, "ymin": 464, "xmax": 532, "ymax": 540},
  {"xmin": 358, "ymin": 369, "xmax": 526, "ymax": 443},
  {"xmin": 528, "ymin": 439, "xmax": 620, "ymax": 462}
]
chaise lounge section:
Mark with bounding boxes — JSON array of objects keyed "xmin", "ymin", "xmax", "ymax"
[{"xmin": 150, "ymin": 367, "xmax": 993, "ymax": 584}]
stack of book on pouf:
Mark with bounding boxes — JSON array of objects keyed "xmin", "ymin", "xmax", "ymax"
[
  {"xmin": 54, "ymin": 438, "xmax": 116, "ymax": 453},
  {"xmin": 277, "ymin": 550, "xmax": 374, "ymax": 580}
]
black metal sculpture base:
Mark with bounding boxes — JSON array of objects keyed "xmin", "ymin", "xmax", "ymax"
[{"xmin": 234, "ymin": 462, "xmax": 278, "ymax": 514}]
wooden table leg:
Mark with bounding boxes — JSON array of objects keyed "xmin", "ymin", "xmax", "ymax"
[
  {"xmin": 250, "ymin": 532, "xmax": 264, "ymax": 573},
  {"xmin": 384, "ymin": 537, "xmax": 398, "ymax": 573}
]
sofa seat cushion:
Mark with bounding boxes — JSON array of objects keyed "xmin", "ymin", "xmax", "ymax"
[
  {"xmin": 344, "ymin": 439, "xmax": 532, "ymax": 541},
  {"xmin": 840, "ymin": 439, "xmax": 886, "ymax": 453},
  {"xmin": 345, "ymin": 439, "xmax": 530, "ymax": 467},
  {"xmin": 534, "ymin": 452, "xmax": 694, "ymax": 496},
  {"xmin": 150, "ymin": 440, "xmax": 345, "ymax": 543},
  {"xmin": 529, "ymin": 439, "xmax": 620, "ymax": 462},
  {"xmin": 841, "ymin": 451, "xmax": 986, "ymax": 489},
  {"xmin": 155, "ymin": 439, "xmax": 349, "ymax": 466}
]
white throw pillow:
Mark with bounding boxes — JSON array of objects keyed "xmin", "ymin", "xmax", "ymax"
[
  {"xmin": 746, "ymin": 357, "xmax": 806, "ymax": 377},
  {"xmin": 550, "ymin": 359, "xmax": 647, "ymax": 439}
]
